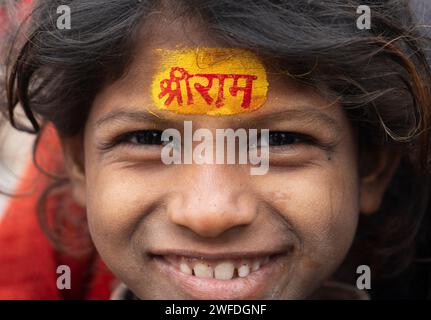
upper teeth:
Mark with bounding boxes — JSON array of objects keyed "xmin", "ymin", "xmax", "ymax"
[{"xmin": 168, "ymin": 256, "xmax": 270, "ymax": 280}]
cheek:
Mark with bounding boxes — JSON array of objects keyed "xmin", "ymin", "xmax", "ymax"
[
  {"xmin": 287, "ymin": 167, "xmax": 360, "ymax": 252},
  {"xmin": 83, "ymin": 161, "xmax": 164, "ymax": 253},
  {"xmin": 262, "ymin": 150, "xmax": 360, "ymax": 282}
]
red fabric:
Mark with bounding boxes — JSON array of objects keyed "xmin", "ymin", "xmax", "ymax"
[
  {"xmin": 0, "ymin": 0, "xmax": 33, "ymax": 33},
  {"xmin": 0, "ymin": 0, "xmax": 117, "ymax": 299},
  {"xmin": 0, "ymin": 125, "xmax": 116, "ymax": 299}
]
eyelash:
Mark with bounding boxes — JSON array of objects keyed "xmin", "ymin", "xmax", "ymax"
[
  {"xmin": 106, "ymin": 130, "xmax": 319, "ymax": 149},
  {"xmin": 120, "ymin": 130, "xmax": 164, "ymax": 146},
  {"xmin": 267, "ymin": 131, "xmax": 317, "ymax": 148}
]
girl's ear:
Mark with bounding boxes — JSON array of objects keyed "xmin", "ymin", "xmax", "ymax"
[
  {"xmin": 61, "ymin": 136, "xmax": 86, "ymax": 207},
  {"xmin": 359, "ymin": 147, "xmax": 401, "ymax": 215}
]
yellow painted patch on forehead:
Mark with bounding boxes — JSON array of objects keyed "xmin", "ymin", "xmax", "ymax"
[{"xmin": 151, "ymin": 48, "xmax": 268, "ymax": 115}]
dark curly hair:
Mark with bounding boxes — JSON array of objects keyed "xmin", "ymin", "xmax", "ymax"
[{"xmin": 1, "ymin": 0, "xmax": 431, "ymax": 297}]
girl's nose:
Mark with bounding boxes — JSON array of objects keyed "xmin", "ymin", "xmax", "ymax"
[{"xmin": 167, "ymin": 165, "xmax": 258, "ymax": 238}]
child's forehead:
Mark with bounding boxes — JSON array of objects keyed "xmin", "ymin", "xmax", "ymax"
[
  {"xmin": 89, "ymin": 13, "xmax": 345, "ymax": 127},
  {"xmin": 149, "ymin": 47, "xmax": 268, "ymax": 116},
  {"xmin": 91, "ymin": 54, "xmax": 345, "ymax": 138},
  {"xmin": 124, "ymin": 40, "xmax": 321, "ymax": 102}
]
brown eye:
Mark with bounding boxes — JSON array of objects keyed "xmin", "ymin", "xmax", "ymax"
[
  {"xmin": 124, "ymin": 130, "xmax": 164, "ymax": 145},
  {"xmin": 268, "ymin": 132, "xmax": 315, "ymax": 147}
]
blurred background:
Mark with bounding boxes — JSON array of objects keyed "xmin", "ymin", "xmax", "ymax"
[{"xmin": 0, "ymin": 0, "xmax": 35, "ymax": 221}]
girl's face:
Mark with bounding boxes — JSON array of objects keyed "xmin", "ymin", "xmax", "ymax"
[{"xmin": 64, "ymin": 19, "xmax": 392, "ymax": 299}]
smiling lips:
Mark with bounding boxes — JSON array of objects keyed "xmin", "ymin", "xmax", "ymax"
[{"xmin": 151, "ymin": 251, "xmax": 287, "ymax": 299}]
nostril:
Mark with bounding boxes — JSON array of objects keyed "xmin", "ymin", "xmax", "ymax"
[
  {"xmin": 186, "ymin": 216, "xmax": 253, "ymax": 238},
  {"xmin": 167, "ymin": 187, "xmax": 258, "ymax": 237}
]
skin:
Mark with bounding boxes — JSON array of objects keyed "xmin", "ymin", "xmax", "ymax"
[{"xmin": 62, "ymin": 15, "xmax": 399, "ymax": 299}]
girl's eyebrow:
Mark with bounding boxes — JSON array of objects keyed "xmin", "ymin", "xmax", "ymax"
[
  {"xmin": 95, "ymin": 109, "xmax": 173, "ymax": 128},
  {"xmin": 95, "ymin": 106, "xmax": 343, "ymax": 137},
  {"xmin": 247, "ymin": 107, "xmax": 343, "ymax": 136}
]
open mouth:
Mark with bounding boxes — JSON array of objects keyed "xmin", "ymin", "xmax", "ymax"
[
  {"xmin": 162, "ymin": 254, "xmax": 271, "ymax": 280},
  {"xmin": 150, "ymin": 251, "xmax": 288, "ymax": 299}
]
